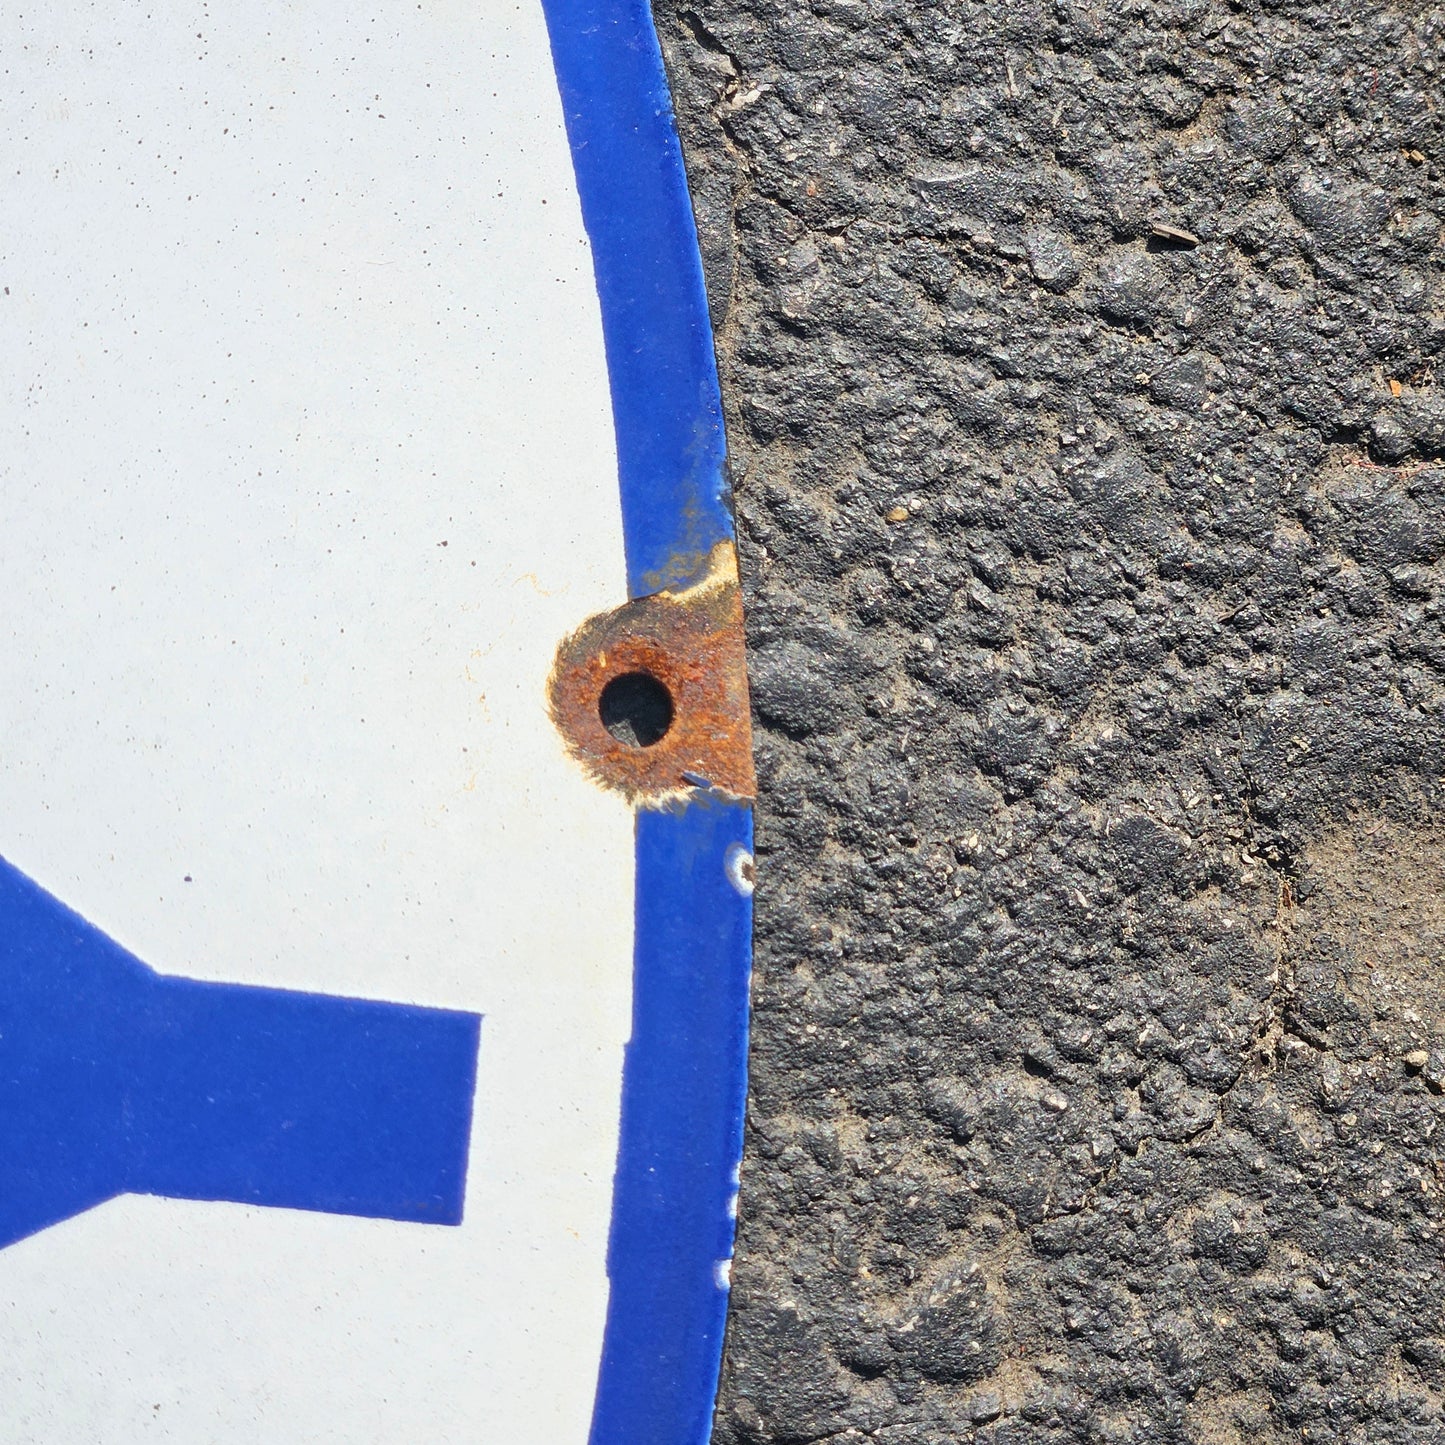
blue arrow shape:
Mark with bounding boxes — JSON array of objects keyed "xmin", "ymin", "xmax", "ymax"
[{"xmin": 0, "ymin": 856, "xmax": 481, "ymax": 1251}]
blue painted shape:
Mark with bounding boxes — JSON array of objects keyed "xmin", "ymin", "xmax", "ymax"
[
  {"xmin": 541, "ymin": 0, "xmax": 732, "ymax": 598},
  {"xmin": 589, "ymin": 801, "xmax": 753, "ymax": 1445},
  {"xmin": 0, "ymin": 856, "xmax": 480, "ymax": 1250}
]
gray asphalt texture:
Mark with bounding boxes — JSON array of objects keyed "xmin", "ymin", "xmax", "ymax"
[{"xmin": 654, "ymin": 3, "xmax": 1445, "ymax": 1442}]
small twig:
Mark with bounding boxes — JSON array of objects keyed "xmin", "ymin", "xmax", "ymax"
[{"xmin": 1151, "ymin": 221, "xmax": 1200, "ymax": 247}]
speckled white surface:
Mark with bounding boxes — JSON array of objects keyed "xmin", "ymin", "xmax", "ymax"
[{"xmin": 0, "ymin": 2, "xmax": 632, "ymax": 1438}]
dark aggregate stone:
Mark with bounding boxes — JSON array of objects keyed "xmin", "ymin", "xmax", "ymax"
[{"xmin": 653, "ymin": 2, "xmax": 1445, "ymax": 1440}]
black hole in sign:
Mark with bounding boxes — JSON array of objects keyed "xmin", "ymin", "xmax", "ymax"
[{"xmin": 599, "ymin": 671, "xmax": 674, "ymax": 748}]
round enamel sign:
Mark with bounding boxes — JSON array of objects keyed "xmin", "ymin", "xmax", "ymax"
[{"xmin": 0, "ymin": 2, "xmax": 753, "ymax": 1441}]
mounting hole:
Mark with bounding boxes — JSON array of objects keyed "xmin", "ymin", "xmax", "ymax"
[{"xmin": 599, "ymin": 671, "xmax": 674, "ymax": 749}]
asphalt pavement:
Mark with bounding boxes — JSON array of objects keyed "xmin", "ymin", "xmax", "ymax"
[{"xmin": 658, "ymin": 3, "xmax": 1445, "ymax": 1441}]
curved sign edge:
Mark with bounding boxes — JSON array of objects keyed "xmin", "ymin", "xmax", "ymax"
[{"xmin": 540, "ymin": 4, "xmax": 754, "ymax": 1443}]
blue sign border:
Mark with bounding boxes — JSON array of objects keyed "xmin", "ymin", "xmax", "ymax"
[
  {"xmin": 0, "ymin": 5, "xmax": 749, "ymax": 1432},
  {"xmin": 539, "ymin": 4, "xmax": 753, "ymax": 1442}
]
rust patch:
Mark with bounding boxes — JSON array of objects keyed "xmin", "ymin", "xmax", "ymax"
[{"xmin": 548, "ymin": 542, "xmax": 756, "ymax": 807}]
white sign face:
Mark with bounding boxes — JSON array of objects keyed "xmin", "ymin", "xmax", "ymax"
[{"xmin": 0, "ymin": 2, "xmax": 750, "ymax": 1442}]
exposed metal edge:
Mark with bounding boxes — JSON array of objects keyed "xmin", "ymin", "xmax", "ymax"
[{"xmin": 548, "ymin": 541, "xmax": 757, "ymax": 810}]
